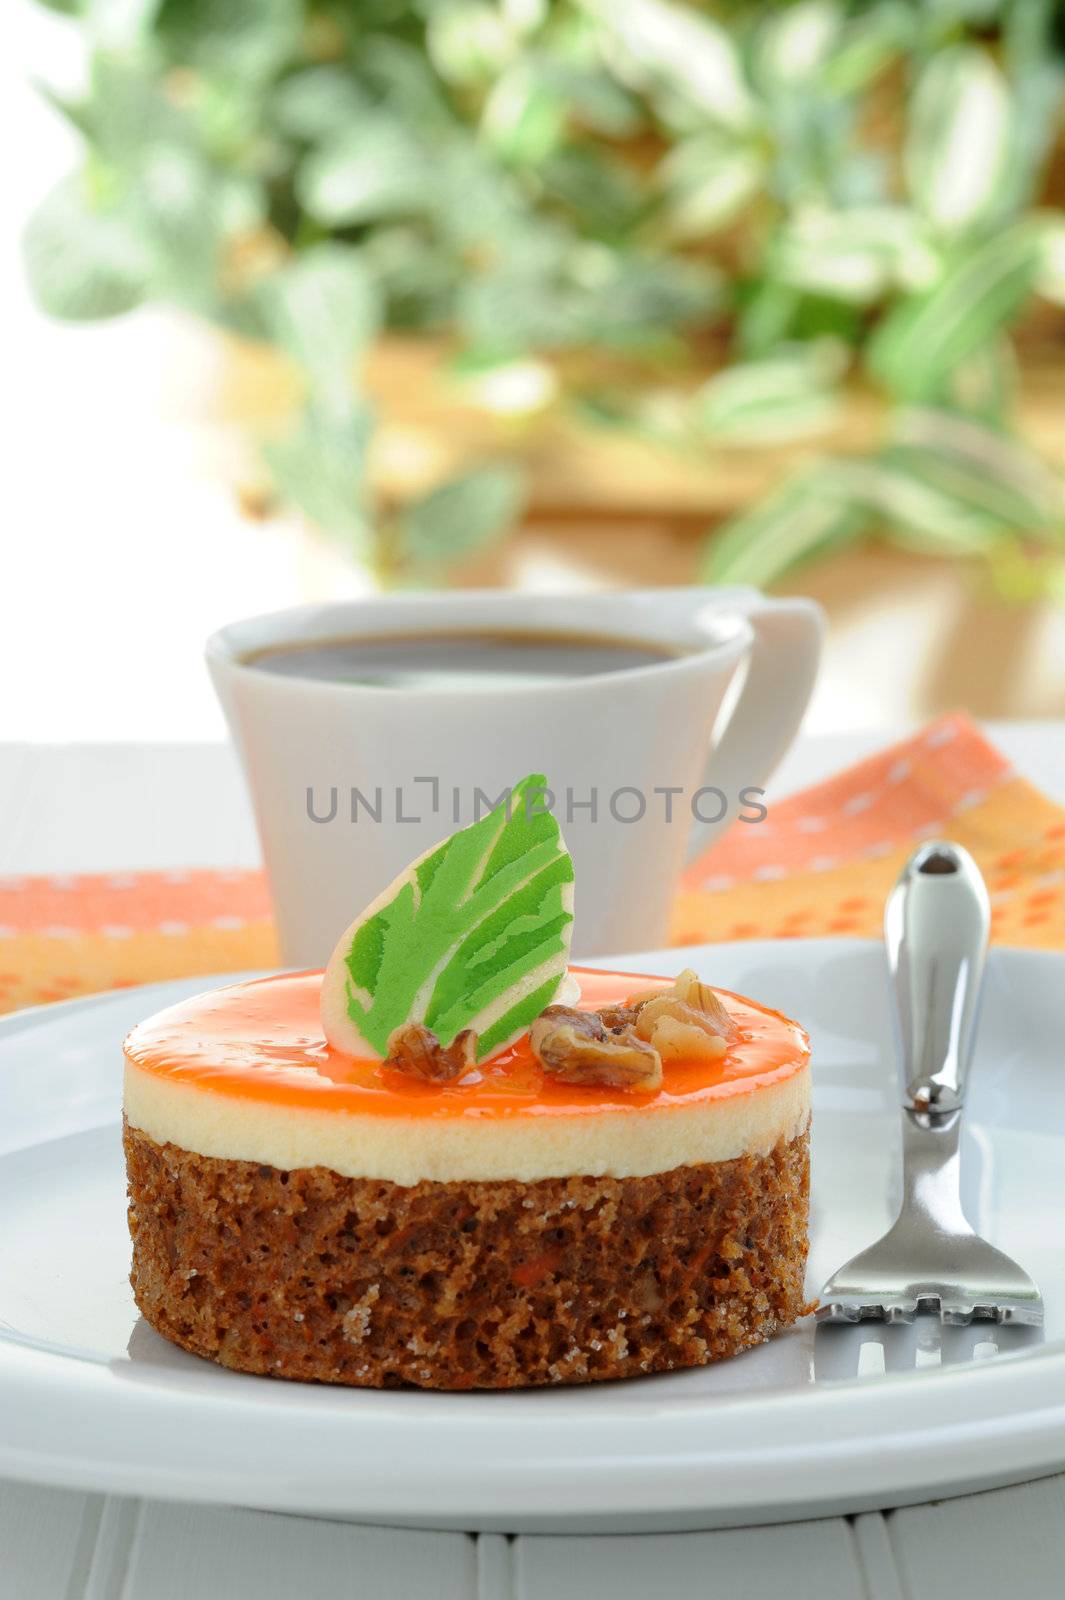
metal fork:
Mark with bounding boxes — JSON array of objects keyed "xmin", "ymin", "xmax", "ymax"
[{"xmin": 817, "ymin": 840, "xmax": 1043, "ymax": 1327}]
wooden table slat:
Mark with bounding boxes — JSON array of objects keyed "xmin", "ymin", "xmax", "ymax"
[
  {"xmin": 514, "ymin": 1520, "xmax": 869, "ymax": 1600},
  {"xmin": 82, "ymin": 1499, "xmax": 140, "ymax": 1600},
  {"xmin": 120, "ymin": 1503, "xmax": 477, "ymax": 1600},
  {"xmin": 0, "ymin": 1481, "xmax": 103, "ymax": 1600},
  {"xmin": 887, "ymin": 1474, "xmax": 1065, "ymax": 1600}
]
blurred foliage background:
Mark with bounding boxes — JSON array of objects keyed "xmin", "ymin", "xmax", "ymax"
[{"xmin": 22, "ymin": 0, "xmax": 1065, "ymax": 593}]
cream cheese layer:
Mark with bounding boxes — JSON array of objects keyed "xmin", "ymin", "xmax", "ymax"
[{"xmin": 123, "ymin": 968, "xmax": 811, "ymax": 1186}]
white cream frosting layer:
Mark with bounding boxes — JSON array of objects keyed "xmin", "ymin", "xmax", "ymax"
[{"xmin": 123, "ymin": 1060, "xmax": 811, "ymax": 1187}]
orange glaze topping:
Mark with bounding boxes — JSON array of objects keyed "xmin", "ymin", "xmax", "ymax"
[{"xmin": 123, "ymin": 967, "xmax": 809, "ymax": 1121}]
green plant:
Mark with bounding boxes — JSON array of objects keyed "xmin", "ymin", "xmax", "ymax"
[{"xmin": 24, "ymin": 0, "xmax": 1065, "ymax": 589}]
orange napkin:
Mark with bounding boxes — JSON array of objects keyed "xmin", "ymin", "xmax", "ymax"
[
  {"xmin": 674, "ymin": 712, "xmax": 1065, "ymax": 950},
  {"xmin": 1, "ymin": 713, "xmax": 1063, "ymax": 1016},
  {"xmin": 0, "ymin": 870, "xmax": 278, "ymax": 1016}
]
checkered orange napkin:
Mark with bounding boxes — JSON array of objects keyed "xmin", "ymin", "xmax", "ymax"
[{"xmin": 1, "ymin": 713, "xmax": 1063, "ymax": 1016}]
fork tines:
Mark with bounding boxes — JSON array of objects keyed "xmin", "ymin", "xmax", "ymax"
[{"xmin": 817, "ymin": 1292, "xmax": 1044, "ymax": 1327}]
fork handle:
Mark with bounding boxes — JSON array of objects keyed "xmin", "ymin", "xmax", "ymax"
[{"xmin": 884, "ymin": 841, "xmax": 990, "ymax": 1115}]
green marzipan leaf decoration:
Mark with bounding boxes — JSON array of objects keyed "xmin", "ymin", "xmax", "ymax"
[{"xmin": 321, "ymin": 775, "xmax": 574, "ymax": 1061}]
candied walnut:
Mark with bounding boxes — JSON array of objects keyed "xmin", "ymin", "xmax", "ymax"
[
  {"xmin": 652, "ymin": 1016, "xmax": 725, "ymax": 1063},
  {"xmin": 534, "ymin": 1004, "xmax": 606, "ymax": 1043},
  {"xmin": 530, "ymin": 1006, "xmax": 662, "ymax": 1093},
  {"xmin": 625, "ymin": 983, "xmax": 667, "ymax": 1008},
  {"xmin": 670, "ymin": 968, "xmax": 736, "ymax": 1036},
  {"xmin": 384, "ymin": 1023, "xmax": 477, "ymax": 1083},
  {"xmin": 598, "ymin": 1003, "xmax": 639, "ymax": 1033},
  {"xmin": 634, "ymin": 999, "xmax": 727, "ymax": 1062},
  {"xmin": 629, "ymin": 968, "xmax": 735, "ymax": 1040}
]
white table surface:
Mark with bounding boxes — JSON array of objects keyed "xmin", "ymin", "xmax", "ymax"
[{"xmin": 3, "ymin": 723, "xmax": 1065, "ymax": 1599}]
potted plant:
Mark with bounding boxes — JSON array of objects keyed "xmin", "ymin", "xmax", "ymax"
[{"xmin": 24, "ymin": 0, "xmax": 1065, "ymax": 597}]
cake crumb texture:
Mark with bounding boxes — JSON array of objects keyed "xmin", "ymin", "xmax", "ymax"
[{"xmin": 124, "ymin": 1120, "xmax": 810, "ymax": 1389}]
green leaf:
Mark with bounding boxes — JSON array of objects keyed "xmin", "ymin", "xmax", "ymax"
[
  {"xmin": 831, "ymin": 458, "xmax": 1002, "ymax": 555},
  {"xmin": 503, "ymin": 0, "xmax": 548, "ymax": 36},
  {"xmin": 1001, "ymin": 5, "xmax": 1065, "ymax": 214},
  {"xmin": 22, "ymin": 175, "xmax": 149, "ymax": 321},
  {"xmin": 539, "ymin": 148, "xmax": 645, "ymax": 239},
  {"xmin": 458, "ymin": 259, "xmax": 580, "ymax": 351},
  {"xmin": 155, "ymin": 0, "xmax": 302, "ymax": 80},
  {"xmin": 867, "ymin": 221, "xmax": 1047, "ymax": 400},
  {"xmin": 83, "ymin": 0, "xmax": 160, "ymax": 49},
  {"xmin": 264, "ymin": 401, "xmax": 373, "ymax": 548},
  {"xmin": 695, "ymin": 346, "xmax": 846, "ymax": 446},
  {"xmin": 772, "ymin": 206, "xmax": 939, "ymax": 305},
  {"xmin": 755, "ymin": 2, "xmax": 843, "ymax": 90},
  {"xmin": 703, "ymin": 405, "xmax": 1065, "ymax": 589},
  {"xmin": 657, "ymin": 132, "xmax": 764, "ymax": 239},
  {"xmin": 361, "ymin": 223, "xmax": 462, "ymax": 328},
  {"xmin": 358, "ymin": 35, "xmax": 455, "ymax": 133},
  {"xmin": 83, "ymin": 55, "xmax": 190, "ymax": 168},
  {"xmin": 701, "ymin": 469, "xmax": 865, "ymax": 587},
  {"xmin": 399, "ymin": 464, "xmax": 525, "ymax": 569},
  {"xmin": 270, "ymin": 68, "xmax": 372, "ymax": 142},
  {"xmin": 885, "ymin": 408, "xmax": 1065, "ymax": 536},
  {"xmin": 430, "ymin": 141, "xmax": 529, "ymax": 251},
  {"xmin": 427, "ymin": 2, "xmax": 516, "ymax": 86},
  {"xmin": 193, "ymin": 78, "xmax": 266, "ymax": 164},
  {"xmin": 256, "ymin": 245, "xmax": 381, "ymax": 404},
  {"xmin": 456, "ymin": 221, "xmax": 617, "ymax": 352},
  {"xmin": 129, "ymin": 144, "xmax": 226, "ymax": 304},
  {"xmin": 481, "ymin": 63, "xmax": 567, "ymax": 165},
  {"xmin": 582, "ymin": 252, "xmax": 723, "ymax": 343},
  {"xmin": 536, "ymin": 61, "xmax": 641, "ymax": 139},
  {"xmin": 321, "ymin": 774, "xmax": 574, "ymax": 1059},
  {"xmin": 735, "ymin": 282, "xmax": 803, "ymax": 357},
  {"xmin": 904, "ymin": 46, "xmax": 1012, "ymax": 234},
  {"xmin": 819, "ymin": 3, "xmax": 914, "ymax": 96},
  {"xmin": 578, "ymin": 0, "xmax": 755, "ymax": 133},
  {"xmin": 297, "ymin": 122, "xmax": 431, "ymax": 226}
]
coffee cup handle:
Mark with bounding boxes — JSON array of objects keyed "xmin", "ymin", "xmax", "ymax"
[{"xmin": 685, "ymin": 595, "xmax": 823, "ymax": 864}]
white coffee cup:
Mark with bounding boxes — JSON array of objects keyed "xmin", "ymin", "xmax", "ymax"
[{"xmin": 207, "ymin": 587, "xmax": 822, "ymax": 966}]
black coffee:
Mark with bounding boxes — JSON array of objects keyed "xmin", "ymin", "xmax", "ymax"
[{"xmin": 245, "ymin": 630, "xmax": 675, "ymax": 689}]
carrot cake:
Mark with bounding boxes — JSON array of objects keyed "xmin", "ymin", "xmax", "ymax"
[{"xmin": 123, "ymin": 774, "xmax": 811, "ymax": 1388}]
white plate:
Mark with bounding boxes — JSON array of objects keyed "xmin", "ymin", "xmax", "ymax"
[{"xmin": 2, "ymin": 939, "xmax": 1064, "ymax": 1532}]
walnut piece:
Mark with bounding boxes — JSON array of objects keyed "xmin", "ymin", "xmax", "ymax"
[
  {"xmin": 384, "ymin": 1023, "xmax": 478, "ymax": 1083},
  {"xmin": 623, "ymin": 968, "xmax": 734, "ymax": 1061},
  {"xmin": 529, "ymin": 1005, "xmax": 662, "ymax": 1092},
  {"xmin": 597, "ymin": 1003, "xmax": 640, "ymax": 1033},
  {"xmin": 633, "ymin": 999, "xmax": 727, "ymax": 1062},
  {"xmin": 670, "ymin": 968, "xmax": 736, "ymax": 1036},
  {"xmin": 630, "ymin": 969, "xmax": 734, "ymax": 1035}
]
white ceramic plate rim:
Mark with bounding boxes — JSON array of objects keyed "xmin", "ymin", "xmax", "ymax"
[{"xmin": 3, "ymin": 940, "xmax": 1065, "ymax": 1531}]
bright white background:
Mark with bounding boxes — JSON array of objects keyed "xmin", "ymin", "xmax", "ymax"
[{"xmin": 2, "ymin": 3, "xmax": 375, "ymax": 743}]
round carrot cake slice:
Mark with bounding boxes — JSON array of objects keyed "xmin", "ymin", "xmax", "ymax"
[{"xmin": 122, "ymin": 774, "xmax": 811, "ymax": 1389}]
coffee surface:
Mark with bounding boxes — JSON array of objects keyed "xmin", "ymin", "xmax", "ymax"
[{"xmin": 245, "ymin": 630, "xmax": 675, "ymax": 689}]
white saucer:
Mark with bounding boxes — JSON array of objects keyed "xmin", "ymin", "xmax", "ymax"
[{"xmin": 2, "ymin": 939, "xmax": 1064, "ymax": 1532}]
